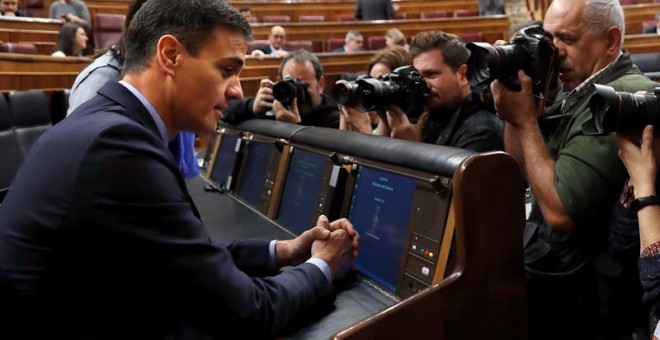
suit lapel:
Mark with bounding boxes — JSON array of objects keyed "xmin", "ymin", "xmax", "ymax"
[{"xmin": 96, "ymin": 82, "xmax": 202, "ymax": 219}]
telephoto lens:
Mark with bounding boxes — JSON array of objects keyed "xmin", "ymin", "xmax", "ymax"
[{"xmin": 583, "ymin": 84, "xmax": 660, "ymax": 136}]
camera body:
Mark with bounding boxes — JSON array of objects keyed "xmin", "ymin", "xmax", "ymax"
[
  {"xmin": 466, "ymin": 24, "xmax": 559, "ymax": 95},
  {"xmin": 582, "ymin": 84, "xmax": 660, "ymax": 135},
  {"xmin": 332, "ymin": 65, "xmax": 429, "ymax": 119},
  {"xmin": 272, "ymin": 76, "xmax": 309, "ymax": 109}
]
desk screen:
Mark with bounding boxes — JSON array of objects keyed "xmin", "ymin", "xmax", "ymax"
[
  {"xmin": 276, "ymin": 148, "xmax": 328, "ymax": 235},
  {"xmin": 236, "ymin": 140, "xmax": 273, "ymax": 207},
  {"xmin": 348, "ymin": 165, "xmax": 416, "ymax": 292},
  {"xmin": 209, "ymin": 133, "xmax": 239, "ymax": 188}
]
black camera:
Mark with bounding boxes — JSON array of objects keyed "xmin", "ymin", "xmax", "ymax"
[
  {"xmin": 582, "ymin": 84, "xmax": 660, "ymax": 136},
  {"xmin": 272, "ymin": 76, "xmax": 309, "ymax": 108},
  {"xmin": 466, "ymin": 24, "xmax": 559, "ymax": 95},
  {"xmin": 331, "ymin": 65, "xmax": 429, "ymax": 119}
]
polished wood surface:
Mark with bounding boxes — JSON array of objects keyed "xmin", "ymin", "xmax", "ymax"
[
  {"xmin": 81, "ymin": 0, "xmax": 478, "ymax": 21},
  {"xmin": 0, "ymin": 53, "xmax": 89, "ymax": 91},
  {"xmin": 624, "ymin": 3, "xmax": 660, "ymax": 35},
  {"xmin": 0, "ymin": 52, "xmax": 373, "ymax": 94},
  {"xmin": 250, "ymin": 15, "xmax": 510, "ymax": 52},
  {"xmin": 332, "ymin": 152, "xmax": 528, "ymax": 339},
  {"xmin": 625, "ymin": 33, "xmax": 660, "ymax": 54}
]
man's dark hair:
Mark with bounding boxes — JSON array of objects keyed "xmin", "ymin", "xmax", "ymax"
[
  {"xmin": 278, "ymin": 49, "xmax": 323, "ymax": 81},
  {"xmin": 409, "ymin": 31, "xmax": 469, "ymax": 72},
  {"xmin": 123, "ymin": 0, "xmax": 252, "ymax": 74}
]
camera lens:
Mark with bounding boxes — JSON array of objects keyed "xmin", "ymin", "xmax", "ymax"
[
  {"xmin": 356, "ymin": 78, "xmax": 397, "ymax": 111},
  {"xmin": 584, "ymin": 84, "xmax": 660, "ymax": 135},
  {"xmin": 272, "ymin": 81, "xmax": 297, "ymax": 106},
  {"xmin": 466, "ymin": 42, "xmax": 528, "ymax": 93},
  {"xmin": 332, "ymin": 82, "xmax": 360, "ymax": 106}
]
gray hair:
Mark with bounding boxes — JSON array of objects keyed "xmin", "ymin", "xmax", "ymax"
[
  {"xmin": 584, "ymin": 0, "xmax": 625, "ymax": 46},
  {"xmin": 345, "ymin": 30, "xmax": 362, "ymax": 43}
]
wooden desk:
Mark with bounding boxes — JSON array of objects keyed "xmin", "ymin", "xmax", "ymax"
[
  {"xmin": 81, "ymin": 0, "xmax": 478, "ymax": 21},
  {"xmin": 0, "ymin": 53, "xmax": 89, "ymax": 91},
  {"xmin": 228, "ymin": 0, "xmax": 478, "ymax": 22},
  {"xmin": 624, "ymin": 3, "xmax": 660, "ymax": 35},
  {"xmin": 251, "ymin": 15, "xmax": 510, "ymax": 52},
  {"xmin": 0, "ymin": 52, "xmax": 373, "ymax": 95},
  {"xmin": 624, "ymin": 33, "xmax": 660, "ymax": 54}
]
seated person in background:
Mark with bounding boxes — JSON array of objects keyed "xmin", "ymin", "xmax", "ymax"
[
  {"xmin": 0, "ymin": 0, "xmax": 358, "ymax": 338},
  {"xmin": 49, "ymin": 0, "xmax": 90, "ymax": 28},
  {"xmin": 615, "ymin": 124, "xmax": 660, "ymax": 337},
  {"xmin": 332, "ymin": 30, "xmax": 364, "ymax": 52},
  {"xmin": 239, "ymin": 5, "xmax": 256, "ymax": 22},
  {"xmin": 385, "ymin": 28, "xmax": 408, "ymax": 49},
  {"xmin": 380, "ymin": 31, "xmax": 503, "ymax": 152},
  {"xmin": 339, "ymin": 46, "xmax": 412, "ymax": 133},
  {"xmin": 224, "ymin": 49, "xmax": 340, "ymax": 128},
  {"xmin": 67, "ymin": 0, "xmax": 199, "ymax": 179},
  {"xmin": 251, "ymin": 25, "xmax": 288, "ymax": 58},
  {"xmin": 0, "ymin": 0, "xmax": 25, "ymax": 17},
  {"xmin": 51, "ymin": 23, "xmax": 88, "ymax": 57},
  {"xmin": 354, "ymin": 0, "xmax": 395, "ymax": 21}
]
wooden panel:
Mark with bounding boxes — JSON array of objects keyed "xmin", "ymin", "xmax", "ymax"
[
  {"xmin": 230, "ymin": 0, "xmax": 478, "ymax": 22},
  {"xmin": 250, "ymin": 15, "xmax": 510, "ymax": 52},
  {"xmin": 0, "ymin": 53, "xmax": 89, "ymax": 92},
  {"xmin": 624, "ymin": 3, "xmax": 660, "ymax": 35},
  {"xmin": 625, "ymin": 33, "xmax": 660, "ymax": 54},
  {"xmin": 82, "ymin": 0, "xmax": 477, "ymax": 21},
  {"xmin": 0, "ymin": 16, "xmax": 62, "ymax": 31}
]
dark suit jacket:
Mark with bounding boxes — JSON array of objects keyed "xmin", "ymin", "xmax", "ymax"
[
  {"xmin": 0, "ymin": 81, "xmax": 332, "ymax": 339},
  {"xmin": 354, "ymin": 0, "xmax": 395, "ymax": 20},
  {"xmin": 257, "ymin": 44, "xmax": 285, "ymax": 55},
  {"xmin": 331, "ymin": 46, "xmax": 347, "ymax": 53}
]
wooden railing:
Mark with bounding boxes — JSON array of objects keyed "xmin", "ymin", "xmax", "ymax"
[
  {"xmin": 0, "ymin": 51, "xmax": 374, "ymax": 94},
  {"xmin": 0, "ymin": 15, "xmax": 510, "ymax": 53},
  {"xmin": 250, "ymin": 15, "xmax": 510, "ymax": 52}
]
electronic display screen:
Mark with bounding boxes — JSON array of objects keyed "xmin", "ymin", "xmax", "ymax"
[
  {"xmin": 209, "ymin": 133, "xmax": 239, "ymax": 188},
  {"xmin": 236, "ymin": 140, "xmax": 273, "ymax": 207},
  {"xmin": 276, "ymin": 148, "xmax": 328, "ymax": 235},
  {"xmin": 348, "ymin": 165, "xmax": 416, "ymax": 292}
]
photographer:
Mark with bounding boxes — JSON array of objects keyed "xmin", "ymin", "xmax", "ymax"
[
  {"xmin": 223, "ymin": 50, "xmax": 339, "ymax": 128},
  {"xmin": 490, "ymin": 0, "xmax": 657, "ymax": 338},
  {"xmin": 381, "ymin": 31, "xmax": 503, "ymax": 152},
  {"xmin": 614, "ymin": 124, "xmax": 660, "ymax": 336}
]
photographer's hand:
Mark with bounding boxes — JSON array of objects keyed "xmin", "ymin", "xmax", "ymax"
[
  {"xmin": 339, "ymin": 105, "xmax": 372, "ymax": 134},
  {"xmin": 252, "ymin": 79, "xmax": 274, "ymax": 116},
  {"xmin": 615, "ymin": 125, "xmax": 657, "ymax": 198},
  {"xmin": 491, "ymin": 70, "xmax": 538, "ymax": 129},
  {"xmin": 386, "ymin": 105, "xmax": 428, "ymax": 142},
  {"xmin": 272, "ymin": 98, "xmax": 302, "ymax": 124}
]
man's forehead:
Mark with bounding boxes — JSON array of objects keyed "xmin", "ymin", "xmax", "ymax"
[{"xmin": 283, "ymin": 61, "xmax": 315, "ymax": 80}]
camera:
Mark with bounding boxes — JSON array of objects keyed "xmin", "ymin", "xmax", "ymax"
[
  {"xmin": 582, "ymin": 84, "xmax": 660, "ymax": 136},
  {"xmin": 272, "ymin": 76, "xmax": 309, "ymax": 108},
  {"xmin": 331, "ymin": 65, "xmax": 429, "ymax": 119},
  {"xmin": 466, "ymin": 24, "xmax": 559, "ymax": 95}
]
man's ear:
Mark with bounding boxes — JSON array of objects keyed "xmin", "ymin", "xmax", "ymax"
[
  {"xmin": 318, "ymin": 75, "xmax": 325, "ymax": 93},
  {"xmin": 156, "ymin": 35, "xmax": 181, "ymax": 77},
  {"xmin": 605, "ymin": 26, "xmax": 622, "ymax": 55},
  {"xmin": 457, "ymin": 64, "xmax": 468, "ymax": 86}
]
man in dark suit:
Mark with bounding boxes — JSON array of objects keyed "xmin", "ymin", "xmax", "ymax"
[
  {"xmin": 0, "ymin": 0, "xmax": 25, "ymax": 16},
  {"xmin": 0, "ymin": 0, "xmax": 358, "ymax": 339},
  {"xmin": 251, "ymin": 25, "xmax": 288, "ymax": 57},
  {"xmin": 354, "ymin": 0, "xmax": 395, "ymax": 20},
  {"xmin": 331, "ymin": 30, "xmax": 364, "ymax": 53}
]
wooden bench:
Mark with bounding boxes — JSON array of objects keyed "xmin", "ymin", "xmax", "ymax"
[
  {"xmin": 250, "ymin": 15, "xmax": 510, "ymax": 52},
  {"xmin": 80, "ymin": 0, "xmax": 478, "ymax": 22},
  {"xmin": 0, "ymin": 53, "xmax": 88, "ymax": 91},
  {"xmin": 625, "ymin": 33, "xmax": 660, "ymax": 54},
  {"xmin": 624, "ymin": 3, "xmax": 660, "ymax": 35},
  {"xmin": 0, "ymin": 51, "xmax": 373, "ymax": 94}
]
